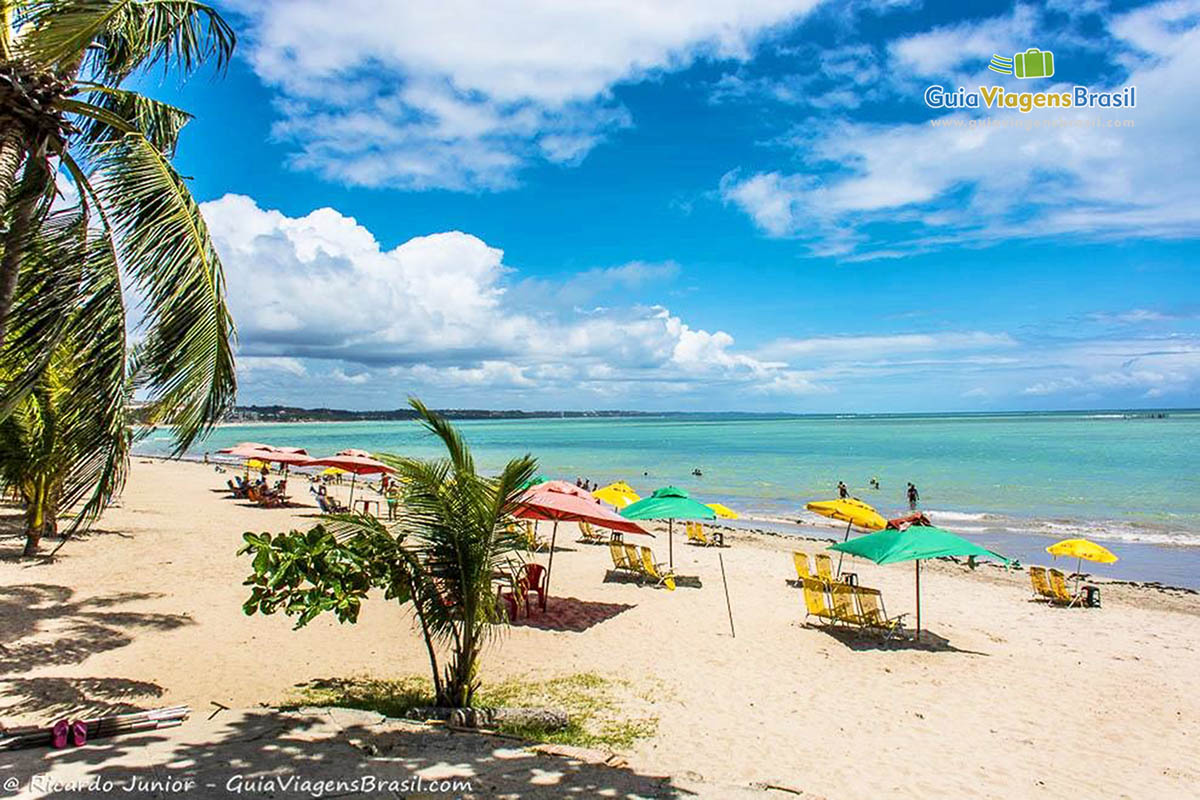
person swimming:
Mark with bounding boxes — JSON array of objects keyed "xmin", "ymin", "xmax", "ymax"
[{"xmin": 837, "ymin": 481, "xmax": 848, "ymax": 499}]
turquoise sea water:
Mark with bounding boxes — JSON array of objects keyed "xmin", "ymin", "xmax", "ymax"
[{"xmin": 138, "ymin": 410, "xmax": 1200, "ymax": 587}]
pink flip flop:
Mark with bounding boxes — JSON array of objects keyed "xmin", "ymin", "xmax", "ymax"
[
  {"xmin": 71, "ymin": 720, "xmax": 88, "ymax": 747},
  {"xmin": 51, "ymin": 719, "xmax": 70, "ymax": 748}
]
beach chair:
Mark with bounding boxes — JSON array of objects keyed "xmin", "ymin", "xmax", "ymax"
[
  {"xmin": 854, "ymin": 586, "xmax": 907, "ymax": 642},
  {"xmin": 521, "ymin": 520, "xmax": 550, "ymax": 552},
  {"xmin": 520, "ymin": 562, "xmax": 548, "ymax": 611},
  {"xmin": 685, "ymin": 521, "xmax": 700, "ymax": 544},
  {"xmin": 639, "ymin": 546, "xmax": 676, "ymax": 591},
  {"xmin": 830, "ymin": 582, "xmax": 866, "ymax": 628},
  {"xmin": 1028, "ymin": 566, "xmax": 1057, "ymax": 602},
  {"xmin": 814, "ymin": 554, "xmax": 835, "ymax": 584},
  {"xmin": 498, "ymin": 574, "xmax": 530, "ymax": 620},
  {"xmin": 792, "ymin": 551, "xmax": 812, "ymax": 581},
  {"xmin": 690, "ymin": 523, "xmax": 723, "ymax": 547},
  {"xmin": 624, "ymin": 544, "xmax": 645, "ymax": 576},
  {"xmin": 1048, "ymin": 569, "xmax": 1084, "ymax": 607},
  {"xmin": 800, "ymin": 577, "xmax": 839, "ymax": 626},
  {"xmin": 608, "ymin": 541, "xmax": 633, "ymax": 573},
  {"xmin": 578, "ymin": 521, "xmax": 606, "ymax": 544}
]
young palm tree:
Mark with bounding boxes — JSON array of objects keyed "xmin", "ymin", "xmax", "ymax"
[
  {"xmin": 240, "ymin": 399, "xmax": 537, "ymax": 708},
  {"xmin": 0, "ymin": 0, "xmax": 237, "ymax": 451},
  {"xmin": 388, "ymin": 398, "xmax": 536, "ymax": 707}
]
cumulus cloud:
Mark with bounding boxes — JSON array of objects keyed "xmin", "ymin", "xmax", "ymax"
[
  {"xmin": 720, "ymin": 0, "xmax": 1200, "ymax": 257},
  {"xmin": 202, "ymin": 194, "xmax": 817, "ymax": 405},
  {"xmin": 229, "ymin": 0, "xmax": 820, "ymax": 190}
]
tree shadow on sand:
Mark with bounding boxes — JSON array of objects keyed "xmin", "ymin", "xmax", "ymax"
[
  {"xmin": 0, "ymin": 584, "xmax": 192, "ymax": 717},
  {"xmin": 1, "ymin": 708, "xmax": 699, "ymax": 799}
]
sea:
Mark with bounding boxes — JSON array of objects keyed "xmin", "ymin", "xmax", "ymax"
[{"xmin": 135, "ymin": 410, "xmax": 1200, "ymax": 589}]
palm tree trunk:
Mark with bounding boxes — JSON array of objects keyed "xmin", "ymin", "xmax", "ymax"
[
  {"xmin": 404, "ymin": 569, "xmax": 444, "ymax": 703},
  {"xmin": 22, "ymin": 476, "xmax": 46, "ymax": 556}
]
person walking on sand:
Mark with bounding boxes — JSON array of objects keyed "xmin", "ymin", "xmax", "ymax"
[
  {"xmin": 837, "ymin": 481, "xmax": 848, "ymax": 499},
  {"xmin": 907, "ymin": 482, "xmax": 919, "ymax": 510}
]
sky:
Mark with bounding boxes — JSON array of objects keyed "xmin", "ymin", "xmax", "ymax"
[{"xmin": 143, "ymin": 0, "xmax": 1199, "ymax": 412}]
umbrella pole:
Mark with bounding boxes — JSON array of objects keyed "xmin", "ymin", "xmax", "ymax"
[
  {"xmin": 544, "ymin": 521, "xmax": 559, "ymax": 611},
  {"xmin": 915, "ymin": 560, "xmax": 922, "ymax": 641},
  {"xmin": 668, "ymin": 519, "xmax": 675, "ymax": 569},
  {"xmin": 835, "ymin": 519, "xmax": 852, "ymax": 576},
  {"xmin": 349, "ymin": 474, "xmax": 357, "ymax": 508}
]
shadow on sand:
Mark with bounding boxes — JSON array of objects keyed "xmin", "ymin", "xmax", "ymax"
[
  {"xmin": 0, "ymin": 708, "xmax": 698, "ymax": 799},
  {"xmin": 0, "ymin": 584, "xmax": 191, "ymax": 717},
  {"xmin": 509, "ymin": 596, "xmax": 635, "ymax": 633}
]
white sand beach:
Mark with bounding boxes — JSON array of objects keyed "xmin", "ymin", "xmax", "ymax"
[{"xmin": 2, "ymin": 458, "xmax": 1198, "ymax": 798}]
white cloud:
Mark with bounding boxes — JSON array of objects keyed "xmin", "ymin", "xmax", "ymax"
[
  {"xmin": 203, "ymin": 194, "xmax": 816, "ymax": 404},
  {"xmin": 230, "ymin": 0, "xmax": 820, "ymax": 190},
  {"xmin": 721, "ymin": 0, "xmax": 1200, "ymax": 256}
]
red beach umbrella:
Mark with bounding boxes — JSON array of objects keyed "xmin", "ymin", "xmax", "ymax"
[
  {"xmin": 514, "ymin": 481, "xmax": 650, "ymax": 606},
  {"xmin": 335, "ymin": 448, "xmax": 373, "ymax": 458},
  {"xmin": 307, "ymin": 455, "xmax": 395, "ymax": 505}
]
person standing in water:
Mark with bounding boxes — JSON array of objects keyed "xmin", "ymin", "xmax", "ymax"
[
  {"xmin": 907, "ymin": 482, "xmax": 919, "ymax": 510},
  {"xmin": 837, "ymin": 481, "xmax": 848, "ymax": 499}
]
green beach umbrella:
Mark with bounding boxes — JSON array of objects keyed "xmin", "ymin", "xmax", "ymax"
[
  {"xmin": 621, "ymin": 486, "xmax": 717, "ymax": 568},
  {"xmin": 829, "ymin": 525, "xmax": 1008, "ymax": 640},
  {"xmin": 518, "ymin": 475, "xmax": 549, "ymax": 490}
]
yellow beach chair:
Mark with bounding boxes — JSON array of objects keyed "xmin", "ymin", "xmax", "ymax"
[
  {"xmin": 639, "ymin": 546, "xmax": 675, "ymax": 590},
  {"xmin": 578, "ymin": 520, "xmax": 606, "ymax": 544},
  {"xmin": 801, "ymin": 577, "xmax": 838, "ymax": 626},
  {"xmin": 792, "ymin": 551, "xmax": 812, "ymax": 581},
  {"xmin": 1048, "ymin": 568, "xmax": 1084, "ymax": 607},
  {"xmin": 854, "ymin": 587, "xmax": 907, "ymax": 642},
  {"xmin": 830, "ymin": 582, "xmax": 866, "ymax": 628},
  {"xmin": 814, "ymin": 553, "xmax": 835, "ymax": 583},
  {"xmin": 1028, "ymin": 566, "xmax": 1057, "ymax": 601},
  {"xmin": 608, "ymin": 541, "xmax": 632, "ymax": 572},
  {"xmin": 685, "ymin": 521, "xmax": 699, "ymax": 543}
]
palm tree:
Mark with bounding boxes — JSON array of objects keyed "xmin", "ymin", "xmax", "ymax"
[
  {"xmin": 0, "ymin": 0, "xmax": 237, "ymax": 451},
  {"xmin": 240, "ymin": 399, "xmax": 538, "ymax": 708},
  {"xmin": 0, "ymin": 1, "xmax": 237, "ymax": 553},
  {"xmin": 387, "ymin": 398, "xmax": 536, "ymax": 707}
]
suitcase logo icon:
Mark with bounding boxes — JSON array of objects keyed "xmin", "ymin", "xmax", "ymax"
[{"xmin": 1013, "ymin": 48, "xmax": 1054, "ymax": 79}]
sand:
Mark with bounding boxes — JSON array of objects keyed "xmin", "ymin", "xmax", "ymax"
[{"xmin": 2, "ymin": 458, "xmax": 1198, "ymax": 798}]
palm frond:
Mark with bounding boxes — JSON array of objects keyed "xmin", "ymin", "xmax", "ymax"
[
  {"xmin": 93, "ymin": 131, "xmax": 235, "ymax": 453},
  {"xmin": 69, "ymin": 85, "xmax": 192, "ymax": 155},
  {"xmin": 19, "ymin": 0, "xmax": 234, "ymax": 78}
]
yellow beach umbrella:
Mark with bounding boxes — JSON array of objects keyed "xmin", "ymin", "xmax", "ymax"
[
  {"xmin": 806, "ymin": 498, "xmax": 887, "ymax": 531},
  {"xmin": 594, "ymin": 481, "xmax": 641, "ymax": 508},
  {"xmin": 706, "ymin": 502, "xmax": 740, "ymax": 520},
  {"xmin": 321, "ymin": 467, "xmax": 348, "ymax": 476},
  {"xmin": 246, "ymin": 458, "xmax": 267, "ymax": 470},
  {"xmin": 1047, "ymin": 538, "xmax": 1117, "ymax": 586},
  {"xmin": 806, "ymin": 498, "xmax": 887, "ymax": 576}
]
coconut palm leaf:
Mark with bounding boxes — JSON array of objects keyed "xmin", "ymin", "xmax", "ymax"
[
  {"xmin": 69, "ymin": 84, "xmax": 192, "ymax": 155},
  {"xmin": 92, "ymin": 132, "xmax": 235, "ymax": 452},
  {"xmin": 18, "ymin": 0, "xmax": 234, "ymax": 78}
]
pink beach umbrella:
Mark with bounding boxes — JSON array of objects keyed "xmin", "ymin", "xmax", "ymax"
[
  {"xmin": 307, "ymin": 454, "xmax": 395, "ymax": 505},
  {"xmin": 514, "ymin": 480, "xmax": 651, "ymax": 606},
  {"xmin": 216, "ymin": 442, "xmax": 272, "ymax": 454},
  {"xmin": 335, "ymin": 448, "xmax": 373, "ymax": 458}
]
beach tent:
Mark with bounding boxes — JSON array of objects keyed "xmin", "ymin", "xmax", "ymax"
[
  {"xmin": 830, "ymin": 525, "xmax": 1008, "ymax": 639},
  {"xmin": 706, "ymin": 503, "xmax": 739, "ymax": 520},
  {"xmin": 307, "ymin": 454, "xmax": 395, "ymax": 505},
  {"xmin": 593, "ymin": 481, "xmax": 641, "ymax": 508},
  {"xmin": 1047, "ymin": 538, "xmax": 1117, "ymax": 589},
  {"xmin": 621, "ymin": 486, "xmax": 716, "ymax": 568},
  {"xmin": 514, "ymin": 481, "xmax": 650, "ymax": 607},
  {"xmin": 807, "ymin": 498, "xmax": 887, "ymax": 576}
]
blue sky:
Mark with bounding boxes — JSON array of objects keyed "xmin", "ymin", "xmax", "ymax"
[{"xmin": 148, "ymin": 0, "xmax": 1198, "ymax": 411}]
